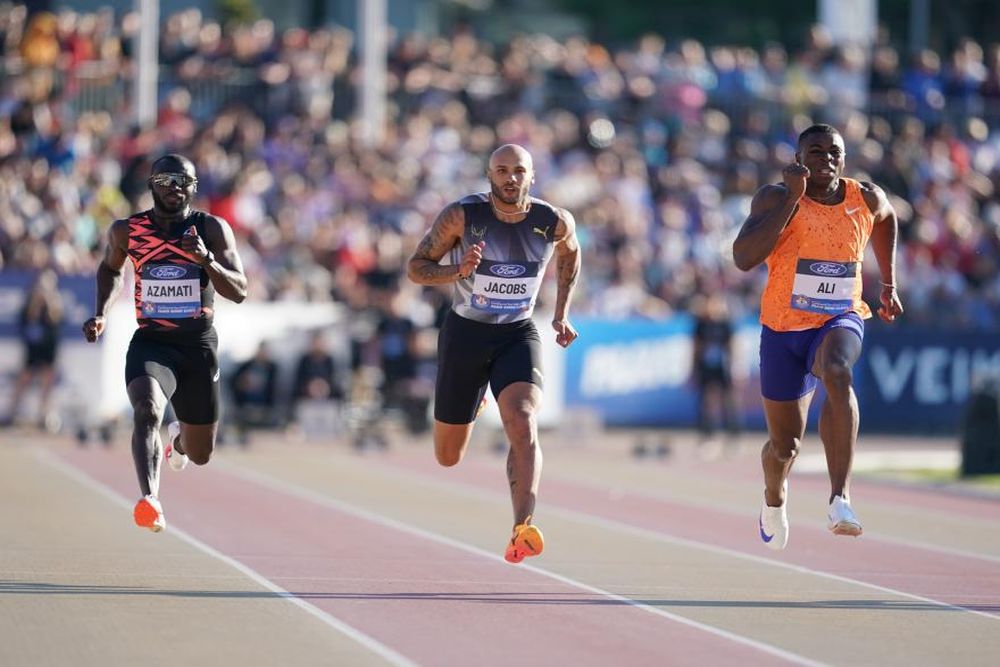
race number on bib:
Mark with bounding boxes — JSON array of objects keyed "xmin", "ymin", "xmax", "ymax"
[
  {"xmin": 141, "ymin": 263, "xmax": 201, "ymax": 318},
  {"xmin": 470, "ymin": 259, "xmax": 541, "ymax": 313},
  {"xmin": 790, "ymin": 259, "xmax": 858, "ymax": 315}
]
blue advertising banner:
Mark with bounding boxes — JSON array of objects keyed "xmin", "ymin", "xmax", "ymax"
[
  {"xmin": 563, "ymin": 316, "xmax": 697, "ymax": 425},
  {"xmin": 0, "ymin": 271, "xmax": 95, "ymax": 339},
  {"xmin": 563, "ymin": 317, "xmax": 990, "ymax": 434},
  {"xmin": 855, "ymin": 324, "xmax": 1000, "ymax": 433}
]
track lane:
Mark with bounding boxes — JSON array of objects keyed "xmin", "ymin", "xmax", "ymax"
[{"xmin": 51, "ymin": 443, "xmax": 815, "ymax": 667}]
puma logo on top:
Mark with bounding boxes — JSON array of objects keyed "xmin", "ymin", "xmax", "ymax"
[{"xmin": 532, "ymin": 226, "xmax": 550, "ymax": 241}]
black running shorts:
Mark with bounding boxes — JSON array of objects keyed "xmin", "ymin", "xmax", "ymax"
[
  {"xmin": 125, "ymin": 328, "xmax": 220, "ymax": 425},
  {"xmin": 434, "ymin": 310, "xmax": 543, "ymax": 425}
]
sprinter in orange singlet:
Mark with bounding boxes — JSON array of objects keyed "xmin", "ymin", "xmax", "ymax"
[
  {"xmin": 82, "ymin": 155, "xmax": 247, "ymax": 532},
  {"xmin": 733, "ymin": 124, "xmax": 903, "ymax": 550}
]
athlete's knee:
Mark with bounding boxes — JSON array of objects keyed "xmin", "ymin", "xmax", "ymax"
[
  {"xmin": 188, "ymin": 448, "xmax": 212, "ymax": 465},
  {"xmin": 434, "ymin": 433, "xmax": 467, "ymax": 467},
  {"xmin": 820, "ymin": 360, "xmax": 854, "ymax": 393},
  {"xmin": 767, "ymin": 436, "xmax": 802, "ymax": 463},
  {"xmin": 435, "ymin": 438, "xmax": 466, "ymax": 466},
  {"xmin": 131, "ymin": 396, "xmax": 164, "ymax": 431},
  {"xmin": 435, "ymin": 447, "xmax": 462, "ymax": 467},
  {"xmin": 501, "ymin": 406, "xmax": 536, "ymax": 447}
]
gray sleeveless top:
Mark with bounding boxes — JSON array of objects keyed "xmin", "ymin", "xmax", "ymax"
[{"xmin": 449, "ymin": 192, "xmax": 559, "ymax": 324}]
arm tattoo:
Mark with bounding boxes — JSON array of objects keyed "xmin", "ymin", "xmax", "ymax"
[
  {"xmin": 553, "ymin": 210, "xmax": 581, "ymax": 319},
  {"xmin": 407, "ymin": 204, "xmax": 465, "ymax": 285}
]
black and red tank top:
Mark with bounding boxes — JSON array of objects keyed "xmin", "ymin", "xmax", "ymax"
[{"xmin": 127, "ymin": 210, "xmax": 215, "ymax": 335}]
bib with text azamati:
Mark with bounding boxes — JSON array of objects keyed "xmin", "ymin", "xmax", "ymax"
[
  {"xmin": 140, "ymin": 263, "xmax": 202, "ymax": 318},
  {"xmin": 470, "ymin": 259, "xmax": 541, "ymax": 314},
  {"xmin": 790, "ymin": 259, "xmax": 858, "ymax": 315}
]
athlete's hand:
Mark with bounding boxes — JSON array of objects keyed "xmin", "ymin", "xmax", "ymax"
[
  {"xmin": 783, "ymin": 161, "xmax": 810, "ymax": 201},
  {"xmin": 181, "ymin": 225, "xmax": 211, "ymax": 265},
  {"xmin": 878, "ymin": 285, "xmax": 903, "ymax": 323},
  {"xmin": 552, "ymin": 318, "xmax": 578, "ymax": 348},
  {"xmin": 82, "ymin": 316, "xmax": 106, "ymax": 343},
  {"xmin": 458, "ymin": 241, "xmax": 484, "ymax": 280}
]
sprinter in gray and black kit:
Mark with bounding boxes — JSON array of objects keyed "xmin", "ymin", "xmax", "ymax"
[{"xmin": 407, "ymin": 144, "xmax": 581, "ymax": 564}]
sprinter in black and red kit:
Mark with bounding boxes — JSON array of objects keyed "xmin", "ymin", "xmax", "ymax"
[{"xmin": 83, "ymin": 154, "xmax": 247, "ymax": 532}]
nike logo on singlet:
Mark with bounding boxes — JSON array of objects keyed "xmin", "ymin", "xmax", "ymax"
[{"xmin": 845, "ymin": 206, "xmax": 861, "ymax": 215}]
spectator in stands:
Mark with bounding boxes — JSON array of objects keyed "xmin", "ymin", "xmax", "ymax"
[
  {"xmin": 690, "ymin": 292, "xmax": 740, "ymax": 453},
  {"xmin": 228, "ymin": 340, "xmax": 280, "ymax": 445},
  {"xmin": 3, "ymin": 269, "xmax": 63, "ymax": 430}
]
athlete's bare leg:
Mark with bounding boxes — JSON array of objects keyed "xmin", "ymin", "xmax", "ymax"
[
  {"xmin": 811, "ymin": 328, "xmax": 863, "ymax": 503},
  {"xmin": 173, "ymin": 422, "xmax": 217, "ymax": 465},
  {"xmin": 126, "ymin": 376, "xmax": 169, "ymax": 497},
  {"xmin": 433, "ymin": 421, "xmax": 476, "ymax": 466},
  {"xmin": 4, "ymin": 368, "xmax": 33, "ymax": 423},
  {"xmin": 497, "ymin": 381, "xmax": 542, "ymax": 526},
  {"xmin": 37, "ymin": 366, "xmax": 57, "ymax": 422},
  {"xmin": 761, "ymin": 393, "xmax": 812, "ymax": 507}
]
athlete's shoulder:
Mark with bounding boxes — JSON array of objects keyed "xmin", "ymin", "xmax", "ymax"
[
  {"xmin": 856, "ymin": 180, "xmax": 892, "ymax": 218},
  {"xmin": 528, "ymin": 195, "xmax": 559, "ymax": 213},
  {"xmin": 457, "ymin": 192, "xmax": 489, "ymax": 206},
  {"xmin": 855, "ymin": 179, "xmax": 886, "ymax": 196}
]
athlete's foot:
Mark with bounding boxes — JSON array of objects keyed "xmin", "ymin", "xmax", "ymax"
[
  {"xmin": 827, "ymin": 495, "xmax": 862, "ymax": 537},
  {"xmin": 759, "ymin": 480, "xmax": 789, "ymax": 550},
  {"xmin": 504, "ymin": 517, "xmax": 544, "ymax": 564},
  {"xmin": 165, "ymin": 421, "xmax": 189, "ymax": 471},
  {"xmin": 133, "ymin": 494, "xmax": 165, "ymax": 533}
]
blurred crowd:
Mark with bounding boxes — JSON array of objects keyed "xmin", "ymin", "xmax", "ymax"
[{"xmin": 3, "ymin": 3, "xmax": 1000, "ymax": 341}]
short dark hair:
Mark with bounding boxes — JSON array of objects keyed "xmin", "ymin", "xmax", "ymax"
[
  {"xmin": 151, "ymin": 153, "xmax": 195, "ymax": 176},
  {"xmin": 797, "ymin": 124, "xmax": 841, "ymax": 146}
]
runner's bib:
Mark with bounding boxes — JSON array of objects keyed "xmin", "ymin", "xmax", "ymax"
[
  {"xmin": 470, "ymin": 259, "xmax": 541, "ymax": 314},
  {"xmin": 140, "ymin": 263, "xmax": 202, "ymax": 318},
  {"xmin": 790, "ymin": 259, "xmax": 858, "ymax": 315}
]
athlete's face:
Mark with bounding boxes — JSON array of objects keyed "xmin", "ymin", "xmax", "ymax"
[
  {"xmin": 149, "ymin": 162, "xmax": 198, "ymax": 214},
  {"xmin": 797, "ymin": 132, "xmax": 845, "ymax": 186},
  {"xmin": 487, "ymin": 151, "xmax": 534, "ymax": 206}
]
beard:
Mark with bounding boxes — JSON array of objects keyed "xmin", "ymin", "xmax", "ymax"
[
  {"xmin": 490, "ymin": 182, "xmax": 525, "ymax": 207},
  {"xmin": 152, "ymin": 189, "xmax": 187, "ymax": 215}
]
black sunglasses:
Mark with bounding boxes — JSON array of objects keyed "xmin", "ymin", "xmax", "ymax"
[{"xmin": 151, "ymin": 173, "xmax": 197, "ymax": 188}]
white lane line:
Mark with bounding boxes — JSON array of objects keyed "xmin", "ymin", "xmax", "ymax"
[
  {"xmin": 358, "ymin": 460, "xmax": 1000, "ymax": 623},
  {"xmin": 545, "ymin": 468, "xmax": 1000, "ymax": 566},
  {"xmin": 35, "ymin": 449, "xmax": 418, "ymax": 667},
  {"xmin": 218, "ymin": 462, "xmax": 827, "ymax": 667}
]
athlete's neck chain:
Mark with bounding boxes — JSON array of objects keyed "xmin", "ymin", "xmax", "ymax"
[
  {"xmin": 805, "ymin": 179, "xmax": 842, "ymax": 205},
  {"xmin": 489, "ymin": 193, "xmax": 531, "ymax": 222}
]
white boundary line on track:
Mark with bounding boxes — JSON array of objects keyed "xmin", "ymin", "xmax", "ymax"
[
  {"xmin": 34, "ymin": 449, "xmax": 418, "ymax": 667},
  {"xmin": 217, "ymin": 462, "xmax": 828, "ymax": 667},
  {"xmin": 544, "ymin": 468, "xmax": 1000, "ymax": 566},
  {"xmin": 354, "ymin": 459, "xmax": 1000, "ymax": 623}
]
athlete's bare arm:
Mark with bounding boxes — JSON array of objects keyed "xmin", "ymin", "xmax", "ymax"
[
  {"xmin": 82, "ymin": 219, "xmax": 130, "ymax": 342},
  {"xmin": 861, "ymin": 181, "xmax": 904, "ymax": 322},
  {"xmin": 184, "ymin": 214, "xmax": 248, "ymax": 303},
  {"xmin": 552, "ymin": 207, "xmax": 580, "ymax": 348},
  {"xmin": 407, "ymin": 203, "xmax": 482, "ymax": 285},
  {"xmin": 733, "ymin": 161, "xmax": 811, "ymax": 271}
]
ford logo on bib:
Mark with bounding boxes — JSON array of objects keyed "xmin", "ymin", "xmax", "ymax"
[
  {"xmin": 490, "ymin": 264, "xmax": 527, "ymax": 278},
  {"xmin": 809, "ymin": 262, "xmax": 847, "ymax": 277},
  {"xmin": 150, "ymin": 265, "xmax": 188, "ymax": 279}
]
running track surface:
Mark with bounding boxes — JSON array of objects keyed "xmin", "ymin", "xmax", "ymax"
[{"xmin": 1, "ymin": 429, "xmax": 998, "ymax": 667}]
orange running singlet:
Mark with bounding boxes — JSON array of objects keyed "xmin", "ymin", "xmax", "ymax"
[
  {"xmin": 126, "ymin": 211, "xmax": 215, "ymax": 333},
  {"xmin": 759, "ymin": 178, "xmax": 874, "ymax": 331}
]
